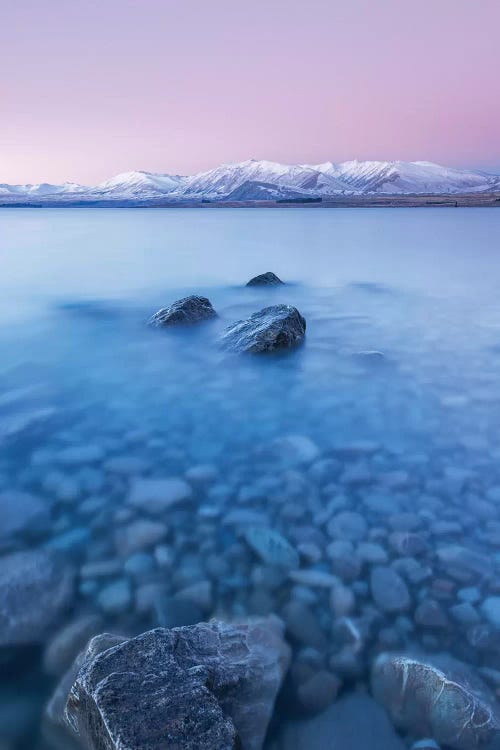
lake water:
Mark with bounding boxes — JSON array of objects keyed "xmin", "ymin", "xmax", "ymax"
[{"xmin": 2, "ymin": 207, "xmax": 500, "ymax": 749}]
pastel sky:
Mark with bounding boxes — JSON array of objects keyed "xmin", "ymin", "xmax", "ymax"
[{"xmin": 1, "ymin": 0, "xmax": 499, "ymax": 184}]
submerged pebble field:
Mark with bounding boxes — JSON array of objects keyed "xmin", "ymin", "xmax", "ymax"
[{"xmin": 2, "ymin": 274, "xmax": 500, "ymax": 748}]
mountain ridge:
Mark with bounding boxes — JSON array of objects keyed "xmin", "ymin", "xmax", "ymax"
[{"xmin": 1, "ymin": 159, "xmax": 499, "ymax": 204}]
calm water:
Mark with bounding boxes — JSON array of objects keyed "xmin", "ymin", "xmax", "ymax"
[{"xmin": 2, "ymin": 207, "xmax": 500, "ymax": 749}]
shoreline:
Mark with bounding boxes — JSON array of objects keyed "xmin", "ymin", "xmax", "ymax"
[{"xmin": 1, "ymin": 191, "xmax": 500, "ymax": 209}]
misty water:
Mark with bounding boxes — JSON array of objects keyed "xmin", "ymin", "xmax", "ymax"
[{"xmin": 2, "ymin": 206, "xmax": 500, "ymax": 749}]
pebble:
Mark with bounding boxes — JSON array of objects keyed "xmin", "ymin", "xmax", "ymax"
[
  {"xmin": 288, "ymin": 570, "xmax": 339, "ymax": 588},
  {"xmin": 481, "ymin": 597, "xmax": 500, "ymax": 629},
  {"xmin": 115, "ymin": 520, "xmax": 168, "ymax": 556},
  {"xmin": 370, "ymin": 566, "xmax": 411, "ymax": 613},
  {"xmin": 127, "ymin": 477, "xmax": 193, "ymax": 513},
  {"xmin": 97, "ymin": 579, "xmax": 132, "ymax": 615},
  {"xmin": 327, "ymin": 511, "xmax": 367, "ymax": 541}
]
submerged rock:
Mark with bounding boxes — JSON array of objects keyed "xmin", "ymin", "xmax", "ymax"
[
  {"xmin": 219, "ymin": 305, "xmax": 306, "ymax": 353},
  {"xmin": 244, "ymin": 526, "xmax": 300, "ymax": 569},
  {"xmin": 65, "ymin": 619, "xmax": 290, "ymax": 750},
  {"xmin": 148, "ymin": 295, "xmax": 217, "ymax": 327},
  {"xmin": 246, "ymin": 272, "xmax": 284, "ymax": 287},
  {"xmin": 0, "ymin": 549, "xmax": 74, "ymax": 645},
  {"xmin": 372, "ymin": 652, "xmax": 500, "ymax": 750},
  {"xmin": 127, "ymin": 476, "xmax": 193, "ymax": 513},
  {"xmin": 370, "ymin": 566, "xmax": 411, "ymax": 613},
  {"xmin": 278, "ymin": 692, "xmax": 406, "ymax": 750},
  {"xmin": 0, "ymin": 490, "xmax": 51, "ymax": 541}
]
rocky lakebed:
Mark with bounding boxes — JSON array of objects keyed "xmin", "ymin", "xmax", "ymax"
[{"xmin": 2, "ymin": 271, "xmax": 500, "ymax": 750}]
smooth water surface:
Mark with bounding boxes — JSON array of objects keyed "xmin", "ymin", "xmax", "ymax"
[{"xmin": 2, "ymin": 207, "xmax": 500, "ymax": 749}]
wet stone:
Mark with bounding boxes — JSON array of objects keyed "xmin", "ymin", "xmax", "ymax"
[{"xmin": 148, "ymin": 295, "xmax": 217, "ymax": 326}]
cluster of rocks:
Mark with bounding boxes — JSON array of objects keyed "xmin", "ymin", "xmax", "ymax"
[
  {"xmin": 147, "ymin": 273, "xmax": 306, "ymax": 354},
  {"xmin": 3, "ymin": 274, "xmax": 500, "ymax": 749}
]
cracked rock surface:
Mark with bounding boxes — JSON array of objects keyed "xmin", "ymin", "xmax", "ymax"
[
  {"xmin": 372, "ymin": 652, "xmax": 500, "ymax": 750},
  {"xmin": 65, "ymin": 618, "xmax": 290, "ymax": 750}
]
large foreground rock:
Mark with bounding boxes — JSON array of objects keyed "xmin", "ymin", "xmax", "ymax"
[
  {"xmin": 220, "ymin": 305, "xmax": 306, "ymax": 353},
  {"xmin": 246, "ymin": 272, "xmax": 284, "ymax": 287},
  {"xmin": 148, "ymin": 295, "xmax": 217, "ymax": 327},
  {"xmin": 65, "ymin": 619, "xmax": 290, "ymax": 750},
  {"xmin": 278, "ymin": 692, "xmax": 406, "ymax": 750},
  {"xmin": 372, "ymin": 652, "xmax": 500, "ymax": 750},
  {"xmin": 0, "ymin": 549, "xmax": 75, "ymax": 645}
]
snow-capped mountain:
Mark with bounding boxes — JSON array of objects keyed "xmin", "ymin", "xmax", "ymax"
[
  {"xmin": 315, "ymin": 160, "xmax": 499, "ymax": 195},
  {"xmin": 0, "ymin": 181, "xmax": 85, "ymax": 197},
  {"xmin": 95, "ymin": 171, "xmax": 185, "ymax": 197},
  {"xmin": 1, "ymin": 159, "xmax": 499, "ymax": 204}
]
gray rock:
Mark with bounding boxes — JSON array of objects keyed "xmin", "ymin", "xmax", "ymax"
[
  {"xmin": 372, "ymin": 652, "xmax": 500, "ymax": 750},
  {"xmin": 219, "ymin": 305, "xmax": 306, "ymax": 353},
  {"xmin": 44, "ymin": 633, "xmax": 128, "ymax": 749},
  {"xmin": 65, "ymin": 619, "xmax": 290, "ymax": 750},
  {"xmin": 148, "ymin": 295, "xmax": 217, "ymax": 326},
  {"xmin": 244, "ymin": 526, "xmax": 300, "ymax": 569},
  {"xmin": 0, "ymin": 549, "xmax": 74, "ymax": 645},
  {"xmin": 278, "ymin": 692, "xmax": 406, "ymax": 750},
  {"xmin": 370, "ymin": 566, "xmax": 410, "ymax": 613},
  {"xmin": 0, "ymin": 490, "xmax": 51, "ymax": 540},
  {"xmin": 246, "ymin": 272, "xmax": 284, "ymax": 287},
  {"xmin": 436, "ymin": 545, "xmax": 492, "ymax": 581},
  {"xmin": 127, "ymin": 477, "xmax": 193, "ymax": 513}
]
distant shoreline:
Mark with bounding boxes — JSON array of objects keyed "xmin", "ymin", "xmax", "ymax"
[{"xmin": 1, "ymin": 192, "xmax": 500, "ymax": 209}]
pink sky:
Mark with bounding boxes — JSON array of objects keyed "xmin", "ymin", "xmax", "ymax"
[{"xmin": 1, "ymin": 0, "xmax": 499, "ymax": 184}]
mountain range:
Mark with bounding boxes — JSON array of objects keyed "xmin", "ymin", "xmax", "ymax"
[{"xmin": 1, "ymin": 159, "xmax": 499, "ymax": 205}]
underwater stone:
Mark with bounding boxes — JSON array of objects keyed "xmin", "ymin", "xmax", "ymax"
[
  {"xmin": 0, "ymin": 549, "xmax": 74, "ymax": 646},
  {"xmin": 65, "ymin": 619, "xmax": 290, "ymax": 750},
  {"xmin": 244, "ymin": 526, "xmax": 300, "ymax": 569},
  {"xmin": 148, "ymin": 295, "xmax": 217, "ymax": 326},
  {"xmin": 219, "ymin": 304, "xmax": 305, "ymax": 353},
  {"xmin": 127, "ymin": 476, "xmax": 193, "ymax": 513},
  {"xmin": 246, "ymin": 272, "xmax": 284, "ymax": 287},
  {"xmin": 279, "ymin": 693, "xmax": 406, "ymax": 750},
  {"xmin": 372, "ymin": 652, "xmax": 500, "ymax": 750},
  {"xmin": 0, "ymin": 490, "xmax": 51, "ymax": 540},
  {"xmin": 370, "ymin": 566, "xmax": 411, "ymax": 613}
]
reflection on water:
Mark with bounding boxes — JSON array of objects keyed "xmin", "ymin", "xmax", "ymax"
[{"xmin": 1, "ymin": 208, "xmax": 500, "ymax": 748}]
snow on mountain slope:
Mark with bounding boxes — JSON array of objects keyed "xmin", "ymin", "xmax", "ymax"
[
  {"xmin": 1, "ymin": 160, "xmax": 498, "ymax": 203},
  {"xmin": 183, "ymin": 159, "xmax": 347, "ymax": 197},
  {"xmin": 95, "ymin": 171, "xmax": 185, "ymax": 197},
  {"xmin": 0, "ymin": 181, "xmax": 85, "ymax": 197},
  {"xmin": 315, "ymin": 160, "xmax": 500, "ymax": 194}
]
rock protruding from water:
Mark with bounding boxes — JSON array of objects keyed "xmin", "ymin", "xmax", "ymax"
[
  {"xmin": 0, "ymin": 549, "xmax": 75, "ymax": 646},
  {"xmin": 372, "ymin": 652, "xmax": 500, "ymax": 750},
  {"xmin": 220, "ymin": 305, "xmax": 306, "ymax": 353},
  {"xmin": 148, "ymin": 295, "xmax": 217, "ymax": 327},
  {"xmin": 246, "ymin": 272, "xmax": 284, "ymax": 287},
  {"xmin": 65, "ymin": 619, "xmax": 290, "ymax": 750}
]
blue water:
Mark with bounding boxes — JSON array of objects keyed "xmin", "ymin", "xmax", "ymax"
[{"xmin": 2, "ymin": 207, "xmax": 500, "ymax": 749}]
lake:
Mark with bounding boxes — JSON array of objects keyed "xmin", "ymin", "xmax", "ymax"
[{"xmin": 2, "ymin": 207, "xmax": 500, "ymax": 749}]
